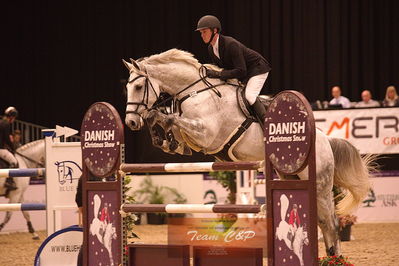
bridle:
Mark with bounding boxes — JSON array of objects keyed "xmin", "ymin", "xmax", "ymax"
[
  {"xmin": 126, "ymin": 73, "xmax": 160, "ymax": 116},
  {"xmin": 125, "ymin": 65, "xmax": 240, "ymax": 117}
]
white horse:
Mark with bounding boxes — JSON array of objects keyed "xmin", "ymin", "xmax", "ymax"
[
  {"xmin": 123, "ymin": 48, "xmax": 375, "ymax": 256},
  {"xmin": 0, "ymin": 139, "xmax": 45, "ymax": 239},
  {"xmin": 90, "ymin": 194, "xmax": 117, "ymax": 266}
]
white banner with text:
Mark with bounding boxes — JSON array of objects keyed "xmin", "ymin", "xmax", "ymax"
[{"xmin": 314, "ymin": 107, "xmax": 399, "ymax": 154}]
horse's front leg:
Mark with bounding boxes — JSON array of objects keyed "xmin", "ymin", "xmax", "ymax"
[
  {"xmin": 147, "ymin": 111, "xmax": 205, "ymax": 138},
  {"xmin": 0, "ymin": 211, "xmax": 12, "ymax": 232},
  {"xmin": 22, "ymin": 210, "xmax": 40, "ymax": 240},
  {"xmin": 146, "ymin": 111, "xmax": 207, "ymax": 146},
  {"xmin": 18, "ymin": 193, "xmax": 40, "ymax": 240},
  {"xmin": 165, "ymin": 114, "xmax": 206, "ymax": 140}
]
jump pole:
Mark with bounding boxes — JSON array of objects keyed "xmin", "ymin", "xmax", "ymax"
[
  {"xmin": 120, "ymin": 161, "xmax": 262, "ymax": 173},
  {"xmin": 0, "ymin": 168, "xmax": 45, "ymax": 178},
  {"xmin": 121, "ymin": 203, "xmax": 266, "ymax": 214},
  {"xmin": 0, "ymin": 203, "xmax": 46, "ymax": 211}
]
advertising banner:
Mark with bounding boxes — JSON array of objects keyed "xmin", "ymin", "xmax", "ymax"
[
  {"xmin": 314, "ymin": 107, "xmax": 399, "ymax": 154},
  {"xmin": 356, "ymin": 176, "xmax": 399, "ymax": 222}
]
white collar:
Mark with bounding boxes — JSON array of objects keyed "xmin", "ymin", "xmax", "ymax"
[{"xmin": 212, "ymin": 34, "xmax": 220, "ymax": 58}]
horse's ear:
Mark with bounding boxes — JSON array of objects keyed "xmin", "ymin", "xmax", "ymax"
[
  {"xmin": 130, "ymin": 58, "xmax": 141, "ymax": 71},
  {"xmin": 122, "ymin": 59, "xmax": 133, "ymax": 71}
]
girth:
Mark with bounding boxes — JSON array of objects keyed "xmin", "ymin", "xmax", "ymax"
[{"xmin": 212, "ymin": 117, "xmax": 256, "ymax": 162}]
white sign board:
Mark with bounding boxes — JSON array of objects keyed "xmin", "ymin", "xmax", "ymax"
[
  {"xmin": 44, "ymin": 131, "xmax": 81, "ymax": 235},
  {"xmin": 34, "ymin": 226, "xmax": 83, "ymax": 266}
]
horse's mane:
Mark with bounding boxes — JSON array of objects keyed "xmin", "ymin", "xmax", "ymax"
[
  {"xmin": 145, "ymin": 49, "xmax": 201, "ymax": 68},
  {"xmin": 17, "ymin": 139, "xmax": 44, "ymax": 153},
  {"xmin": 144, "ymin": 48, "xmax": 222, "ymax": 71}
]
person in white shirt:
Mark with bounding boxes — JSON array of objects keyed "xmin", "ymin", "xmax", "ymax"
[
  {"xmin": 355, "ymin": 90, "xmax": 380, "ymax": 108},
  {"xmin": 329, "ymin": 86, "xmax": 351, "ymax": 108}
]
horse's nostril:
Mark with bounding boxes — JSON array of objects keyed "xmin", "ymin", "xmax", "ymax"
[{"xmin": 130, "ymin": 120, "xmax": 136, "ymax": 128}]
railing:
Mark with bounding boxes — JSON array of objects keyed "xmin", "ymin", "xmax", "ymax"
[{"xmin": 2, "ymin": 117, "xmax": 80, "ymax": 144}]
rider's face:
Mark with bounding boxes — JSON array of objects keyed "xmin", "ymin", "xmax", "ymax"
[{"xmin": 199, "ymin": 28, "xmax": 213, "ymax": 44}]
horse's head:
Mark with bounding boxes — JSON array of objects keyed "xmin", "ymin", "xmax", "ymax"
[
  {"xmin": 299, "ymin": 225, "xmax": 309, "ymax": 246},
  {"xmin": 55, "ymin": 161, "xmax": 67, "ymax": 185},
  {"xmin": 123, "ymin": 58, "xmax": 161, "ymax": 131}
]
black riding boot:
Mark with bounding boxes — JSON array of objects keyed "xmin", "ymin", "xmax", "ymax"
[
  {"xmin": 4, "ymin": 161, "xmax": 18, "ymax": 191},
  {"xmin": 251, "ymin": 98, "xmax": 267, "ymax": 127},
  {"xmin": 5, "ymin": 177, "xmax": 17, "ymax": 191}
]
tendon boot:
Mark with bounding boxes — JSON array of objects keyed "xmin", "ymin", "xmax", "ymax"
[{"xmin": 251, "ymin": 98, "xmax": 267, "ymax": 128}]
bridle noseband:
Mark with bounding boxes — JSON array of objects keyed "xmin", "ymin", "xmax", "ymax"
[{"xmin": 126, "ymin": 73, "xmax": 160, "ymax": 116}]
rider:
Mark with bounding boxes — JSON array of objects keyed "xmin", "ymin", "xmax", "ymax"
[
  {"xmin": 288, "ymin": 203, "xmax": 301, "ymax": 246},
  {"xmin": 196, "ymin": 15, "xmax": 272, "ymax": 123},
  {"xmin": 0, "ymin": 107, "xmax": 19, "ymax": 191},
  {"xmin": 100, "ymin": 202, "xmax": 111, "ymax": 235}
]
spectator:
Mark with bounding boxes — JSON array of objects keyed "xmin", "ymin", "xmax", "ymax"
[
  {"xmin": 382, "ymin": 85, "xmax": 399, "ymax": 107},
  {"xmin": 355, "ymin": 90, "xmax": 380, "ymax": 108},
  {"xmin": 329, "ymin": 86, "xmax": 351, "ymax": 108},
  {"xmin": 12, "ymin": 130, "xmax": 22, "ymax": 149}
]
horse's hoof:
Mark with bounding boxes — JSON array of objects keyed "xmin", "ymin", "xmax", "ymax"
[{"xmin": 32, "ymin": 236, "xmax": 40, "ymax": 240}]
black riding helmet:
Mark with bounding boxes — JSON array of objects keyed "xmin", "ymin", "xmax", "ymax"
[
  {"xmin": 4, "ymin": 106, "xmax": 18, "ymax": 118},
  {"xmin": 195, "ymin": 15, "xmax": 221, "ymax": 33}
]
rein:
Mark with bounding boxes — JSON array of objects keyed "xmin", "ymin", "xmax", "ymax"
[
  {"xmin": 126, "ymin": 65, "xmax": 240, "ymax": 116},
  {"xmin": 15, "ymin": 151, "xmax": 44, "ymax": 168}
]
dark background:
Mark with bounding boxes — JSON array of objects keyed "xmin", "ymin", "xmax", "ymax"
[{"xmin": 3, "ymin": 0, "xmax": 399, "ymax": 163}]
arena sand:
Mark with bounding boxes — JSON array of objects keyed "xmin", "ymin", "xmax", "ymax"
[{"xmin": 0, "ymin": 223, "xmax": 398, "ymax": 265}]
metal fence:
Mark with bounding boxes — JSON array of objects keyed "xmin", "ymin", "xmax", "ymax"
[{"xmin": 2, "ymin": 117, "xmax": 81, "ymax": 144}]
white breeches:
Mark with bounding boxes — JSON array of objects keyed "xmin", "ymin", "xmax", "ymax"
[{"xmin": 245, "ymin": 72, "xmax": 269, "ymax": 105}]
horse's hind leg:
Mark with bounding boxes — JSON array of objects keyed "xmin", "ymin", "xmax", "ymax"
[
  {"xmin": 317, "ymin": 189, "xmax": 341, "ymax": 256},
  {"xmin": 22, "ymin": 210, "xmax": 39, "ymax": 240}
]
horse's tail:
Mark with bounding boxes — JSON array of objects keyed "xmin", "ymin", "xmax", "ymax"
[{"xmin": 328, "ymin": 137, "xmax": 377, "ymax": 215}]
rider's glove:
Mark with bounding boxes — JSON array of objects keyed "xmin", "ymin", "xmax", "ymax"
[{"xmin": 206, "ymin": 69, "xmax": 222, "ymax": 79}]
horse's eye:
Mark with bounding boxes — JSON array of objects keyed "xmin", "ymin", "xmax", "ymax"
[{"xmin": 136, "ymin": 85, "xmax": 142, "ymax": 91}]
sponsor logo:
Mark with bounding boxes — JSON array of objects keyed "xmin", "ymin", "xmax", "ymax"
[
  {"xmin": 316, "ymin": 116, "xmax": 398, "ymax": 140},
  {"xmin": 362, "ymin": 189, "xmax": 376, "ymax": 207},
  {"xmin": 55, "ymin": 160, "xmax": 82, "ymax": 187}
]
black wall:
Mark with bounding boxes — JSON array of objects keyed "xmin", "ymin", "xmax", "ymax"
[{"xmin": 3, "ymin": 1, "xmax": 398, "ymax": 162}]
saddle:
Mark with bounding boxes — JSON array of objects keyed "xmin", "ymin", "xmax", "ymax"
[{"xmin": 236, "ymin": 86, "xmax": 272, "ymax": 120}]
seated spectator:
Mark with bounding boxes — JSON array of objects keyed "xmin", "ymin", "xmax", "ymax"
[
  {"xmin": 382, "ymin": 85, "xmax": 399, "ymax": 107},
  {"xmin": 12, "ymin": 130, "xmax": 22, "ymax": 149},
  {"xmin": 355, "ymin": 90, "xmax": 380, "ymax": 108},
  {"xmin": 329, "ymin": 86, "xmax": 351, "ymax": 108}
]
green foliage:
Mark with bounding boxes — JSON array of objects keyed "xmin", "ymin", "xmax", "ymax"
[
  {"xmin": 123, "ymin": 175, "xmax": 139, "ymax": 239},
  {"xmin": 134, "ymin": 175, "xmax": 187, "ymax": 204},
  {"xmin": 318, "ymin": 255, "xmax": 354, "ymax": 265},
  {"xmin": 209, "ymin": 171, "xmax": 236, "ymax": 204}
]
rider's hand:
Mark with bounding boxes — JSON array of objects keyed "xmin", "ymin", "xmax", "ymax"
[{"xmin": 206, "ymin": 69, "xmax": 222, "ymax": 79}]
